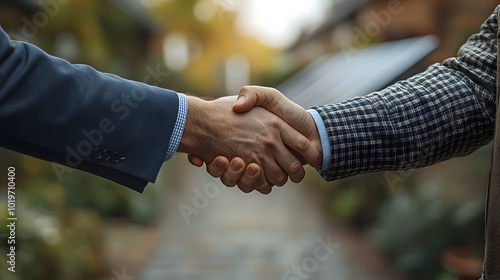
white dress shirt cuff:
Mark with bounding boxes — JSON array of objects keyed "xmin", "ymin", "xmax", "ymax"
[
  {"xmin": 307, "ymin": 109, "xmax": 331, "ymax": 173},
  {"xmin": 165, "ymin": 93, "xmax": 187, "ymax": 161}
]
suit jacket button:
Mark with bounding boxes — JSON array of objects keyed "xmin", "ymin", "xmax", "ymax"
[
  {"xmin": 103, "ymin": 149, "xmax": 112, "ymax": 162},
  {"xmin": 110, "ymin": 152, "xmax": 122, "ymax": 163},
  {"xmin": 93, "ymin": 148, "xmax": 103, "ymax": 160}
]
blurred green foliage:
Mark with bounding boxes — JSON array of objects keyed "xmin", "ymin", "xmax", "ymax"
[
  {"xmin": 0, "ymin": 146, "xmax": 166, "ymax": 279},
  {"xmin": 307, "ymin": 144, "xmax": 490, "ymax": 280},
  {"xmin": 372, "ymin": 145, "xmax": 489, "ymax": 280}
]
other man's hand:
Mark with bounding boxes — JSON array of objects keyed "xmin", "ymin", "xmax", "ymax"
[{"xmin": 189, "ymin": 87, "xmax": 323, "ymax": 193}]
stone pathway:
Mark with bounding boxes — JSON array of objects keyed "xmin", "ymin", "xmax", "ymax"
[{"xmin": 137, "ymin": 157, "xmax": 404, "ymax": 280}]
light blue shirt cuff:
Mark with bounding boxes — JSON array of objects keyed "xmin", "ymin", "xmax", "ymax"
[
  {"xmin": 165, "ymin": 93, "xmax": 187, "ymax": 161},
  {"xmin": 307, "ymin": 109, "xmax": 331, "ymax": 173}
]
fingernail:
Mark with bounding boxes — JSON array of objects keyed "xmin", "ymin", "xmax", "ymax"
[
  {"xmin": 215, "ymin": 159, "xmax": 226, "ymax": 169},
  {"xmin": 235, "ymin": 95, "xmax": 245, "ymax": 106},
  {"xmin": 230, "ymin": 160, "xmax": 242, "ymax": 172},
  {"xmin": 247, "ymin": 166, "xmax": 258, "ymax": 177}
]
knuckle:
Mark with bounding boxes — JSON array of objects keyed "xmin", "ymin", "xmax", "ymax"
[
  {"xmin": 270, "ymin": 87, "xmax": 282, "ymax": 96},
  {"xmin": 220, "ymin": 177, "xmax": 236, "ymax": 188},
  {"xmin": 295, "ymin": 136, "xmax": 310, "ymax": 153},
  {"xmin": 268, "ymin": 119, "xmax": 282, "ymax": 130},
  {"xmin": 240, "ymin": 86, "xmax": 251, "ymax": 94},
  {"xmin": 288, "ymin": 161, "xmax": 302, "ymax": 175},
  {"xmin": 258, "ymin": 186, "xmax": 272, "ymax": 195},
  {"xmin": 255, "ymin": 182, "xmax": 271, "ymax": 193},
  {"xmin": 237, "ymin": 182, "xmax": 251, "ymax": 191},
  {"xmin": 261, "ymin": 136, "xmax": 278, "ymax": 150},
  {"xmin": 239, "ymin": 185, "xmax": 254, "ymax": 193},
  {"xmin": 209, "ymin": 170, "xmax": 223, "ymax": 178},
  {"xmin": 291, "ymin": 171, "xmax": 305, "ymax": 183},
  {"xmin": 207, "ymin": 165, "xmax": 223, "ymax": 178},
  {"xmin": 275, "ymin": 174, "xmax": 288, "ymax": 186}
]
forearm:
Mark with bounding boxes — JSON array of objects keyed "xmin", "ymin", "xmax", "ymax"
[
  {"xmin": 313, "ymin": 6, "xmax": 498, "ymax": 181},
  {"xmin": 0, "ymin": 27, "xmax": 181, "ymax": 191},
  {"xmin": 314, "ymin": 64, "xmax": 495, "ymax": 181}
]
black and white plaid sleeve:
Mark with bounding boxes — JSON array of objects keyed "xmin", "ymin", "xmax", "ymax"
[{"xmin": 312, "ymin": 5, "xmax": 499, "ymax": 181}]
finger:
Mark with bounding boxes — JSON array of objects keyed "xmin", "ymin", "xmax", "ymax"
[
  {"xmin": 258, "ymin": 118, "xmax": 306, "ymax": 183},
  {"xmin": 252, "ymin": 170, "xmax": 274, "ymax": 194},
  {"xmin": 238, "ymin": 171, "xmax": 273, "ymax": 194},
  {"xmin": 188, "ymin": 154, "xmax": 204, "ymax": 167},
  {"xmin": 280, "ymin": 123, "xmax": 322, "ymax": 170},
  {"xmin": 289, "ymin": 148, "xmax": 308, "ymax": 165},
  {"xmin": 233, "ymin": 86, "xmax": 282, "ymax": 113},
  {"xmin": 271, "ymin": 135, "xmax": 306, "ymax": 184},
  {"xmin": 260, "ymin": 155, "xmax": 289, "ymax": 187},
  {"xmin": 235, "ymin": 163, "xmax": 261, "ymax": 191},
  {"xmin": 256, "ymin": 184, "xmax": 272, "ymax": 194},
  {"xmin": 206, "ymin": 156, "xmax": 230, "ymax": 178},
  {"xmin": 233, "ymin": 87, "xmax": 257, "ymax": 113},
  {"xmin": 233, "ymin": 86, "xmax": 323, "ymax": 168},
  {"xmin": 220, "ymin": 158, "xmax": 246, "ymax": 187}
]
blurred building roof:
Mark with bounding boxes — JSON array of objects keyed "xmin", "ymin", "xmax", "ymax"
[
  {"xmin": 290, "ymin": 0, "xmax": 372, "ymax": 50},
  {"xmin": 279, "ymin": 35, "xmax": 439, "ymax": 108}
]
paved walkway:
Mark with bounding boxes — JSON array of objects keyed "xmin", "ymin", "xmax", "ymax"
[{"xmin": 137, "ymin": 157, "xmax": 404, "ymax": 280}]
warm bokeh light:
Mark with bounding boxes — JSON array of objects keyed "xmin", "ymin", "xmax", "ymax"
[{"xmin": 236, "ymin": 0, "xmax": 332, "ymax": 47}]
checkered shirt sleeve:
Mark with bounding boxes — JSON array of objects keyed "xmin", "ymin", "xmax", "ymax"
[{"xmin": 311, "ymin": 5, "xmax": 499, "ymax": 181}]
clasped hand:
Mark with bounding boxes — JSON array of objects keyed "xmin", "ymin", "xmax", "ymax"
[{"xmin": 184, "ymin": 86, "xmax": 323, "ymax": 194}]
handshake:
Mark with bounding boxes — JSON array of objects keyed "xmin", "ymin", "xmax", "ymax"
[{"xmin": 178, "ymin": 86, "xmax": 324, "ymax": 194}]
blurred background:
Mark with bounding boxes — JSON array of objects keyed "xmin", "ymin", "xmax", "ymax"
[{"xmin": 0, "ymin": 0, "xmax": 497, "ymax": 279}]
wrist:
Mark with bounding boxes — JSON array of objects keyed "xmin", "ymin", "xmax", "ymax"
[
  {"xmin": 307, "ymin": 114, "xmax": 323, "ymax": 155},
  {"xmin": 307, "ymin": 109, "xmax": 330, "ymax": 169},
  {"xmin": 177, "ymin": 96, "xmax": 210, "ymax": 156}
]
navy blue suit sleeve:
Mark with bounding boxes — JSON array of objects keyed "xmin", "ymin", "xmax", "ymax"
[{"xmin": 0, "ymin": 27, "xmax": 180, "ymax": 192}]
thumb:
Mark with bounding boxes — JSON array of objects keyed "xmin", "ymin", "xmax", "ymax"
[{"xmin": 233, "ymin": 86, "xmax": 282, "ymax": 113}]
